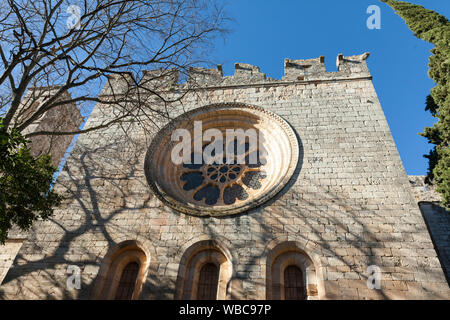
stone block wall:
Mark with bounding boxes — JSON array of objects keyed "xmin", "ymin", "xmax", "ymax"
[
  {"xmin": 408, "ymin": 175, "xmax": 449, "ymax": 285},
  {"xmin": 0, "ymin": 53, "xmax": 449, "ymax": 300},
  {"xmin": 418, "ymin": 202, "xmax": 450, "ymax": 285},
  {"xmin": 19, "ymin": 87, "xmax": 84, "ymax": 168},
  {"xmin": 0, "ymin": 87, "xmax": 83, "ymax": 292},
  {"xmin": 0, "ymin": 241, "xmax": 23, "ymax": 286}
]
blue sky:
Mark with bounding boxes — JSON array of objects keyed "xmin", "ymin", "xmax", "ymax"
[{"xmin": 209, "ymin": 0, "xmax": 450, "ymax": 175}]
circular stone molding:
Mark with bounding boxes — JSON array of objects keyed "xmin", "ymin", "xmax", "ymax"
[{"xmin": 144, "ymin": 103, "xmax": 299, "ymax": 217}]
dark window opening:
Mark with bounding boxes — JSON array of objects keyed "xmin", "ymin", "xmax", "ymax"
[
  {"xmin": 197, "ymin": 263, "xmax": 219, "ymax": 300},
  {"xmin": 114, "ymin": 261, "xmax": 139, "ymax": 300},
  {"xmin": 284, "ymin": 265, "xmax": 306, "ymax": 300}
]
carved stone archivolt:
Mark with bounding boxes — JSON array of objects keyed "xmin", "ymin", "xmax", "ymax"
[{"xmin": 144, "ymin": 103, "xmax": 299, "ymax": 217}]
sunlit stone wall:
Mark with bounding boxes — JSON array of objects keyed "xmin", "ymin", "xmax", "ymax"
[{"xmin": 1, "ymin": 53, "xmax": 448, "ymax": 300}]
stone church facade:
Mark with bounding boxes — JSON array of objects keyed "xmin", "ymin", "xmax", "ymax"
[{"xmin": 0, "ymin": 53, "xmax": 449, "ymax": 299}]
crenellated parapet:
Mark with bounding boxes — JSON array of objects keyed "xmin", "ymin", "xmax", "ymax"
[
  {"xmin": 282, "ymin": 52, "xmax": 371, "ymax": 81},
  {"xmin": 187, "ymin": 65, "xmax": 223, "ymax": 86},
  {"xmin": 140, "ymin": 68, "xmax": 179, "ymax": 91},
  {"xmin": 186, "ymin": 63, "xmax": 267, "ymax": 87},
  {"xmin": 100, "ymin": 72, "xmax": 135, "ymax": 96},
  {"xmin": 221, "ymin": 62, "xmax": 269, "ymax": 86},
  {"xmin": 282, "ymin": 56, "xmax": 325, "ymax": 81},
  {"xmin": 231, "ymin": 63, "xmax": 266, "ymax": 81},
  {"xmin": 336, "ymin": 52, "xmax": 370, "ymax": 76},
  {"xmin": 101, "ymin": 53, "xmax": 372, "ymax": 93}
]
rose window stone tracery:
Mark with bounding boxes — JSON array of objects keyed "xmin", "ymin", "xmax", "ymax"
[
  {"xmin": 144, "ymin": 103, "xmax": 299, "ymax": 217},
  {"xmin": 180, "ymin": 140, "xmax": 267, "ymax": 206}
]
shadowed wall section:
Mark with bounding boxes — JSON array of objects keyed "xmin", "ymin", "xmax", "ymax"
[{"xmin": 1, "ymin": 55, "xmax": 449, "ymax": 300}]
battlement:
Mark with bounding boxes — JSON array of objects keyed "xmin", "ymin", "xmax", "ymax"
[
  {"xmin": 141, "ymin": 68, "xmax": 179, "ymax": 91},
  {"xmin": 200, "ymin": 53, "xmax": 370, "ymax": 86},
  {"xmin": 98, "ymin": 53, "xmax": 372, "ymax": 96},
  {"xmin": 187, "ymin": 66, "xmax": 223, "ymax": 86},
  {"xmin": 336, "ymin": 52, "xmax": 370, "ymax": 74},
  {"xmin": 185, "ymin": 53, "xmax": 371, "ymax": 87},
  {"xmin": 100, "ymin": 72, "xmax": 135, "ymax": 96},
  {"xmin": 283, "ymin": 56, "xmax": 326, "ymax": 80}
]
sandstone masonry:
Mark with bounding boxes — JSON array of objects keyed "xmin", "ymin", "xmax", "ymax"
[{"xmin": 0, "ymin": 53, "xmax": 449, "ymax": 300}]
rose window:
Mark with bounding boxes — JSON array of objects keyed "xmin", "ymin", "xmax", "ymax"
[
  {"xmin": 180, "ymin": 140, "xmax": 267, "ymax": 206},
  {"xmin": 144, "ymin": 103, "xmax": 300, "ymax": 217}
]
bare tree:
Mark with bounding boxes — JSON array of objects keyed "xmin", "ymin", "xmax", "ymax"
[{"xmin": 0, "ymin": 0, "xmax": 227, "ymax": 138}]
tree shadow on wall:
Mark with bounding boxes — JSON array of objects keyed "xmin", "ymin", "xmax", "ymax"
[
  {"xmin": 0, "ymin": 123, "xmax": 448, "ymax": 300},
  {"xmin": 197, "ymin": 128, "xmax": 448, "ymax": 300},
  {"xmin": 0, "ymin": 123, "xmax": 176, "ymax": 299}
]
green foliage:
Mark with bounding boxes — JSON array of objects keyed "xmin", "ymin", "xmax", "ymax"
[
  {"xmin": 0, "ymin": 118, "xmax": 62, "ymax": 244},
  {"xmin": 382, "ymin": 0, "xmax": 450, "ymax": 209}
]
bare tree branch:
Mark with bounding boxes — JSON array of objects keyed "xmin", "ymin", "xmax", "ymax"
[{"xmin": 0, "ymin": 0, "xmax": 227, "ymax": 141}]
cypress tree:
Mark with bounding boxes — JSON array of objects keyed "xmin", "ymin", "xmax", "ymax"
[{"xmin": 382, "ymin": 0, "xmax": 450, "ymax": 209}]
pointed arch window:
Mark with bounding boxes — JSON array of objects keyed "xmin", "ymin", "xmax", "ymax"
[
  {"xmin": 284, "ymin": 265, "xmax": 305, "ymax": 300},
  {"xmin": 197, "ymin": 263, "xmax": 219, "ymax": 300},
  {"xmin": 114, "ymin": 261, "xmax": 140, "ymax": 300}
]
